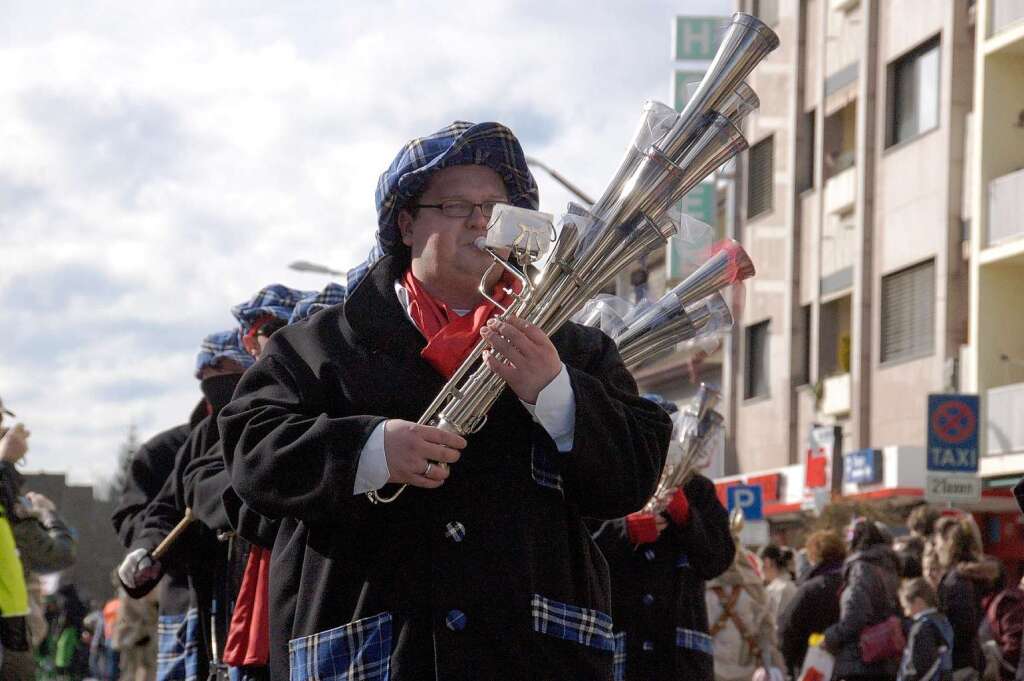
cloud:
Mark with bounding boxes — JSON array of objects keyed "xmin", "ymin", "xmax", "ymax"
[{"xmin": 1, "ymin": 0, "xmax": 731, "ymax": 486}]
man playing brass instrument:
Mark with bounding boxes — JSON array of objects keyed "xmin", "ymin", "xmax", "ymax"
[{"xmin": 218, "ymin": 121, "xmax": 672, "ymax": 681}]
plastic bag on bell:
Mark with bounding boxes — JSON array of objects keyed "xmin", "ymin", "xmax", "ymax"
[{"xmin": 798, "ymin": 634, "xmax": 835, "ymax": 681}]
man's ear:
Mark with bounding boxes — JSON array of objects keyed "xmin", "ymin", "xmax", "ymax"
[{"xmin": 398, "ymin": 210, "xmax": 414, "ymax": 247}]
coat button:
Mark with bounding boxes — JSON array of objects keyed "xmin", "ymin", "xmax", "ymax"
[
  {"xmin": 642, "ymin": 593, "xmax": 655, "ymax": 606},
  {"xmin": 445, "ymin": 609, "xmax": 467, "ymax": 632},
  {"xmin": 445, "ymin": 521, "xmax": 466, "ymax": 543},
  {"xmin": 644, "ymin": 549, "xmax": 656, "ymax": 561},
  {"xmin": 642, "ymin": 640, "xmax": 655, "ymax": 651}
]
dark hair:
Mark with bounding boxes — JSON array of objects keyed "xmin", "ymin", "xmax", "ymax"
[
  {"xmin": 760, "ymin": 544, "xmax": 795, "ymax": 577},
  {"xmin": 907, "ymin": 505, "xmax": 941, "ymax": 537},
  {"xmin": 900, "ymin": 577, "xmax": 938, "ymax": 607},
  {"xmin": 805, "ymin": 530, "xmax": 847, "ymax": 566},
  {"xmin": 849, "ymin": 518, "xmax": 890, "ymax": 553}
]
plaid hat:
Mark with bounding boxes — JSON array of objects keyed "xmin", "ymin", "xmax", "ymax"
[
  {"xmin": 641, "ymin": 393, "xmax": 679, "ymax": 415},
  {"xmin": 0, "ymin": 396, "xmax": 14, "ymax": 417},
  {"xmin": 231, "ymin": 284, "xmax": 314, "ymax": 335},
  {"xmin": 288, "ymin": 283, "xmax": 347, "ymax": 324},
  {"xmin": 195, "ymin": 330, "xmax": 255, "ymax": 379},
  {"xmin": 374, "ymin": 121, "xmax": 539, "ymax": 255}
]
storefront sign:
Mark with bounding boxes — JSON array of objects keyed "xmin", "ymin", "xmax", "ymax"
[
  {"xmin": 805, "ymin": 425, "xmax": 843, "ymax": 493},
  {"xmin": 746, "ymin": 473, "xmax": 781, "ymax": 502},
  {"xmin": 844, "ymin": 448, "xmax": 883, "ymax": 485},
  {"xmin": 925, "ymin": 473, "xmax": 982, "ymax": 503},
  {"xmin": 673, "ymin": 16, "xmax": 725, "ymax": 61}
]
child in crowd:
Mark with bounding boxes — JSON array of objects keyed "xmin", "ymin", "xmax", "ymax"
[{"xmin": 898, "ymin": 578, "xmax": 954, "ymax": 681}]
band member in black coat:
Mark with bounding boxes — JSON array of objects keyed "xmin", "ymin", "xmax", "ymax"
[
  {"xmin": 120, "ymin": 291, "xmax": 309, "ymax": 681},
  {"xmin": 117, "ymin": 329, "xmax": 256, "ymax": 681},
  {"xmin": 110, "ymin": 388, "xmax": 206, "ymax": 650},
  {"xmin": 591, "ymin": 394, "xmax": 734, "ymax": 681},
  {"xmin": 218, "ymin": 121, "xmax": 673, "ymax": 681}
]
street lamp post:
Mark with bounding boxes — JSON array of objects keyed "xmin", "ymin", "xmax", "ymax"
[
  {"xmin": 525, "ymin": 157, "xmax": 595, "ymax": 206},
  {"xmin": 288, "ymin": 260, "xmax": 346, "ymax": 278}
]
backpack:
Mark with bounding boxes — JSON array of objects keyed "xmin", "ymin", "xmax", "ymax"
[{"xmin": 985, "ymin": 587, "xmax": 1024, "ymax": 680}]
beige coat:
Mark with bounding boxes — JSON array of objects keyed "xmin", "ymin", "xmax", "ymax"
[{"xmin": 706, "ymin": 551, "xmax": 785, "ymax": 681}]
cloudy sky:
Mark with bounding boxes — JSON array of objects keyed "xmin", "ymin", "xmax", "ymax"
[{"xmin": 0, "ymin": 0, "xmax": 729, "ymax": 490}]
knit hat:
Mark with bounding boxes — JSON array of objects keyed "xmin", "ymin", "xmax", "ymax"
[
  {"xmin": 373, "ymin": 121, "xmax": 539, "ymax": 256},
  {"xmin": 195, "ymin": 330, "xmax": 255, "ymax": 379}
]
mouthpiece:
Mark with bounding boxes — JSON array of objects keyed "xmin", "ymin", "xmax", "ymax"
[{"xmin": 474, "ymin": 237, "xmax": 488, "ymax": 251}]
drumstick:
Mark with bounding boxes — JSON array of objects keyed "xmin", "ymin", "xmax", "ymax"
[{"xmin": 152, "ymin": 507, "xmax": 195, "ymax": 560}]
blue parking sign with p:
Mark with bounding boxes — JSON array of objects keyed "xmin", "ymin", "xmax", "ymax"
[{"xmin": 727, "ymin": 485, "xmax": 764, "ymax": 521}]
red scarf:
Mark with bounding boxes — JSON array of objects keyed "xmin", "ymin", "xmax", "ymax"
[
  {"xmin": 402, "ymin": 269, "xmax": 521, "ymax": 378},
  {"xmin": 223, "ymin": 546, "xmax": 270, "ymax": 667}
]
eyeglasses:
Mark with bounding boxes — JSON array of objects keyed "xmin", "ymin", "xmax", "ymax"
[{"xmin": 416, "ymin": 200, "xmax": 506, "ymax": 219}]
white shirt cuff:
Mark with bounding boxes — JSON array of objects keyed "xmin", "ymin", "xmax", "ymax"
[
  {"xmin": 354, "ymin": 420, "xmax": 391, "ymax": 494},
  {"xmin": 520, "ymin": 363, "xmax": 576, "ymax": 452}
]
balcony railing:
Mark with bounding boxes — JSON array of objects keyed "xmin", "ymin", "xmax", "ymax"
[
  {"xmin": 991, "ymin": 0, "xmax": 1024, "ymax": 37},
  {"xmin": 987, "ymin": 381, "xmax": 1024, "ymax": 455},
  {"xmin": 821, "ymin": 373, "xmax": 851, "ymax": 416},
  {"xmin": 987, "ymin": 167, "xmax": 1024, "ymax": 246},
  {"xmin": 825, "ymin": 163, "xmax": 857, "ymax": 215}
]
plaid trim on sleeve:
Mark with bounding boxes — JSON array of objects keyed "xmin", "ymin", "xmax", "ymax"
[
  {"xmin": 531, "ymin": 594, "xmax": 614, "ymax": 652},
  {"xmin": 613, "ymin": 632, "xmax": 627, "ymax": 681},
  {"xmin": 156, "ymin": 608, "xmax": 201, "ymax": 681},
  {"xmin": 675, "ymin": 627, "xmax": 714, "ymax": 656},
  {"xmin": 287, "ymin": 612, "xmax": 392, "ymax": 681}
]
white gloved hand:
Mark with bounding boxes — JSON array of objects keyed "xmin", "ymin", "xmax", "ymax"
[{"xmin": 118, "ymin": 548, "xmax": 160, "ymax": 589}]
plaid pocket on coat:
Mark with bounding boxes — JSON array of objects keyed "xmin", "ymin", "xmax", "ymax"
[
  {"xmin": 287, "ymin": 612, "xmax": 392, "ymax": 681},
  {"xmin": 531, "ymin": 594, "xmax": 614, "ymax": 652},
  {"xmin": 613, "ymin": 631, "xmax": 627, "ymax": 681},
  {"xmin": 675, "ymin": 627, "xmax": 714, "ymax": 655},
  {"xmin": 157, "ymin": 609, "xmax": 200, "ymax": 681}
]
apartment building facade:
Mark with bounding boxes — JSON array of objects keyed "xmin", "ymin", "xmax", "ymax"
[
  {"xmin": 709, "ymin": 0, "xmax": 974, "ymax": 476},
  {"xmin": 966, "ymin": 0, "xmax": 1024, "ymax": 495}
]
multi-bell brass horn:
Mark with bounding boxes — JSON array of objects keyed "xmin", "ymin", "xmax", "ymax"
[
  {"xmin": 643, "ymin": 383, "xmax": 725, "ymax": 514},
  {"xmin": 366, "ymin": 11, "xmax": 778, "ymax": 505}
]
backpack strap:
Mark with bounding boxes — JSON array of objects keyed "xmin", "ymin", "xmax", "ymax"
[
  {"xmin": 709, "ymin": 586, "xmax": 735, "ymax": 637},
  {"xmin": 709, "ymin": 585, "xmax": 762, "ymax": 660}
]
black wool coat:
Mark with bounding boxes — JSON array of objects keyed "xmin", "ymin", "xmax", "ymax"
[
  {"xmin": 111, "ymin": 410, "xmax": 201, "ymax": 618},
  {"xmin": 127, "ymin": 375, "xmax": 242, "ymax": 680},
  {"xmin": 111, "ymin": 420, "xmax": 193, "ymax": 548},
  {"xmin": 777, "ymin": 559, "xmax": 843, "ymax": 676},
  {"xmin": 590, "ymin": 474, "xmax": 734, "ymax": 681},
  {"xmin": 218, "ymin": 254, "xmax": 673, "ymax": 681}
]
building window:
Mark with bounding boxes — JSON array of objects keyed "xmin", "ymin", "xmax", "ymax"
[
  {"xmin": 747, "ymin": 136, "xmax": 774, "ymax": 219},
  {"xmin": 880, "ymin": 259, "xmax": 935, "ymax": 363},
  {"xmin": 744, "ymin": 320, "xmax": 770, "ymax": 399},
  {"xmin": 796, "ymin": 110, "xmax": 816, "ymax": 193},
  {"xmin": 753, "ymin": 0, "xmax": 779, "ymax": 25},
  {"xmin": 887, "ymin": 37, "xmax": 940, "ymax": 147},
  {"xmin": 795, "ymin": 304, "xmax": 812, "ymax": 386}
]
